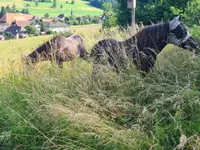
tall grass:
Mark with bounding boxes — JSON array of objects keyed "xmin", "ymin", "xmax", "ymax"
[{"xmin": 1, "ymin": 30, "xmax": 200, "ymax": 149}]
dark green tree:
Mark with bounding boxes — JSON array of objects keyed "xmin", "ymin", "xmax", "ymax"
[
  {"xmin": 25, "ymin": 25, "xmax": 37, "ymax": 34},
  {"xmin": 44, "ymin": 13, "xmax": 49, "ymax": 18},
  {"xmin": 22, "ymin": 8, "xmax": 30, "ymax": 14},
  {"xmin": 35, "ymin": 1, "xmax": 39, "ymax": 7},
  {"xmin": 52, "ymin": 0, "xmax": 57, "ymax": 8},
  {"xmin": 5, "ymin": 5, "xmax": 11, "ymax": 13},
  {"xmin": 12, "ymin": 4, "xmax": 16, "ymax": 13},
  {"xmin": 102, "ymin": 2, "xmax": 117, "ymax": 28},
  {"xmin": 115, "ymin": 0, "xmax": 131, "ymax": 27},
  {"xmin": 70, "ymin": 9, "xmax": 73, "ymax": 16},
  {"xmin": 0, "ymin": 6, "xmax": 6, "ymax": 18},
  {"xmin": 4, "ymin": 32, "xmax": 14, "ymax": 40},
  {"xmin": 71, "ymin": 0, "xmax": 75, "ymax": 4}
]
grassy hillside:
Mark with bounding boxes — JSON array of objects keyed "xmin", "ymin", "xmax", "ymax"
[
  {"xmin": 1, "ymin": 29, "xmax": 200, "ymax": 149},
  {"xmin": 0, "ymin": 0, "xmax": 103, "ymax": 17}
]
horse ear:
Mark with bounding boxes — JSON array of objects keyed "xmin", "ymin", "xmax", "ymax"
[
  {"xmin": 169, "ymin": 16, "xmax": 181, "ymax": 30},
  {"xmin": 177, "ymin": 15, "xmax": 181, "ymax": 21}
]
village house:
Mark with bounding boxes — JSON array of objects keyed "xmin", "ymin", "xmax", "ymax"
[
  {"xmin": 5, "ymin": 24, "xmax": 28, "ymax": 39},
  {"xmin": 0, "ymin": 34, "xmax": 5, "ymax": 40},
  {"xmin": 0, "ymin": 13, "xmax": 70, "ymax": 39},
  {"xmin": 44, "ymin": 22, "xmax": 70, "ymax": 33}
]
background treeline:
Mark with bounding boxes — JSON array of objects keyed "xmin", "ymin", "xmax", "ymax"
[
  {"xmin": 65, "ymin": 15, "xmax": 101, "ymax": 25},
  {"xmin": 100, "ymin": 0, "xmax": 200, "ymax": 28},
  {"xmin": 85, "ymin": 0, "xmax": 116, "ymax": 9},
  {"xmin": 0, "ymin": 4, "xmax": 30, "ymax": 18}
]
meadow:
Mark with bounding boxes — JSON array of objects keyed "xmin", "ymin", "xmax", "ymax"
[
  {"xmin": 1, "ymin": 27, "xmax": 200, "ymax": 149},
  {"xmin": 0, "ymin": 0, "xmax": 103, "ymax": 17}
]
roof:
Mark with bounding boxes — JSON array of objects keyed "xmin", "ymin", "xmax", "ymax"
[
  {"xmin": 57, "ymin": 14, "xmax": 65, "ymax": 18},
  {"xmin": 5, "ymin": 25, "xmax": 26, "ymax": 35},
  {"xmin": 0, "ymin": 13, "xmax": 34, "ymax": 24},
  {"xmin": 41, "ymin": 18, "xmax": 54, "ymax": 23},
  {"xmin": 45, "ymin": 22, "xmax": 69, "ymax": 28},
  {"xmin": 0, "ymin": 24, "xmax": 10, "ymax": 32},
  {"xmin": 15, "ymin": 20, "xmax": 30, "ymax": 27}
]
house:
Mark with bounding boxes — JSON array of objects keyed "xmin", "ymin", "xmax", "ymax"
[
  {"xmin": 44, "ymin": 22, "xmax": 70, "ymax": 33},
  {"xmin": 5, "ymin": 25, "xmax": 28, "ymax": 39},
  {"xmin": 0, "ymin": 34, "xmax": 5, "ymax": 40}
]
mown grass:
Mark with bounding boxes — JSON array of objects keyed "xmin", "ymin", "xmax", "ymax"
[
  {"xmin": 1, "ymin": 29, "xmax": 200, "ymax": 149},
  {"xmin": 0, "ymin": 0, "xmax": 103, "ymax": 17}
]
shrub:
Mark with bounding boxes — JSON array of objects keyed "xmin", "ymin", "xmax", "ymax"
[
  {"xmin": 46, "ymin": 30, "xmax": 56, "ymax": 34},
  {"xmin": 80, "ymin": 20, "xmax": 85, "ymax": 25},
  {"xmin": 4, "ymin": 32, "xmax": 13, "ymax": 39},
  {"xmin": 25, "ymin": 25, "xmax": 37, "ymax": 34},
  {"xmin": 84, "ymin": 19, "xmax": 90, "ymax": 25},
  {"xmin": 190, "ymin": 25, "xmax": 200, "ymax": 44},
  {"xmin": 72, "ymin": 19, "xmax": 79, "ymax": 25}
]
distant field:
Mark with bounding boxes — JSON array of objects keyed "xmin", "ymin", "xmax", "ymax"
[
  {"xmin": 71, "ymin": 24, "xmax": 102, "ymax": 33},
  {"xmin": 0, "ymin": 0, "xmax": 103, "ymax": 17}
]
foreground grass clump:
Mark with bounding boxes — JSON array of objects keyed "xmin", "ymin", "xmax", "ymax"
[{"xmin": 1, "ymin": 46, "xmax": 200, "ymax": 149}]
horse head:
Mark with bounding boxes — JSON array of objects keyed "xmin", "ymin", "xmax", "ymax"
[{"xmin": 168, "ymin": 16, "xmax": 200, "ymax": 55}]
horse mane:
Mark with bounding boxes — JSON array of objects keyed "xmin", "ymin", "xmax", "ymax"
[{"xmin": 124, "ymin": 22, "xmax": 170, "ymax": 52}]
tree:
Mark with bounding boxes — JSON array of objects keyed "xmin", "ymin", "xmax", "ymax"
[
  {"xmin": 115, "ymin": 0, "xmax": 193, "ymax": 27},
  {"xmin": 0, "ymin": 6, "xmax": 6, "ymax": 18},
  {"xmin": 70, "ymin": 9, "xmax": 73, "ymax": 16},
  {"xmin": 102, "ymin": 2, "xmax": 117, "ymax": 28},
  {"xmin": 40, "ymin": 22, "xmax": 45, "ymax": 31},
  {"xmin": 35, "ymin": 1, "xmax": 39, "ymax": 7},
  {"xmin": 12, "ymin": 4, "xmax": 16, "ymax": 13},
  {"xmin": 184, "ymin": 0, "xmax": 200, "ymax": 26},
  {"xmin": 115, "ymin": 0, "xmax": 131, "ymax": 27},
  {"xmin": 5, "ymin": 5, "xmax": 11, "ymax": 13},
  {"xmin": 71, "ymin": 0, "xmax": 75, "ymax": 4},
  {"xmin": 4, "ymin": 32, "xmax": 14, "ymax": 40},
  {"xmin": 21, "ymin": 8, "xmax": 29, "ymax": 14},
  {"xmin": 44, "ymin": 13, "xmax": 49, "ymax": 18},
  {"xmin": 25, "ymin": 25, "xmax": 37, "ymax": 34},
  {"xmin": 25, "ymin": 3, "xmax": 31, "ymax": 7},
  {"xmin": 52, "ymin": 0, "xmax": 57, "ymax": 8},
  {"xmin": 36, "ymin": 19, "xmax": 45, "ymax": 32}
]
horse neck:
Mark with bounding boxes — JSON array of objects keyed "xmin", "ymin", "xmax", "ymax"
[
  {"xmin": 123, "ymin": 22, "xmax": 170, "ymax": 55},
  {"xmin": 28, "ymin": 43, "xmax": 49, "ymax": 62}
]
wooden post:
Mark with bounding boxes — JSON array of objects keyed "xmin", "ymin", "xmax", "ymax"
[{"xmin": 127, "ymin": 0, "xmax": 136, "ymax": 26}]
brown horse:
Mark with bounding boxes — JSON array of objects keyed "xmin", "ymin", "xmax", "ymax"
[
  {"xmin": 24, "ymin": 34, "xmax": 89, "ymax": 68},
  {"xmin": 90, "ymin": 16, "xmax": 200, "ymax": 74}
]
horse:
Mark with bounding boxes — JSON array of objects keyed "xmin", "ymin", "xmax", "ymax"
[
  {"xmin": 90, "ymin": 16, "xmax": 200, "ymax": 74},
  {"xmin": 24, "ymin": 34, "xmax": 89, "ymax": 68}
]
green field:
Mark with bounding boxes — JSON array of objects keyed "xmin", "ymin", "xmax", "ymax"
[
  {"xmin": 1, "ymin": 28, "xmax": 200, "ymax": 149},
  {"xmin": 0, "ymin": 0, "xmax": 103, "ymax": 17}
]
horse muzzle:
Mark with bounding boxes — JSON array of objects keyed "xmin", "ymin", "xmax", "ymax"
[{"xmin": 181, "ymin": 37, "xmax": 200, "ymax": 53}]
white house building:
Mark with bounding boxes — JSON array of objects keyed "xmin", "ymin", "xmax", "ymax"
[{"xmin": 44, "ymin": 22, "xmax": 70, "ymax": 33}]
